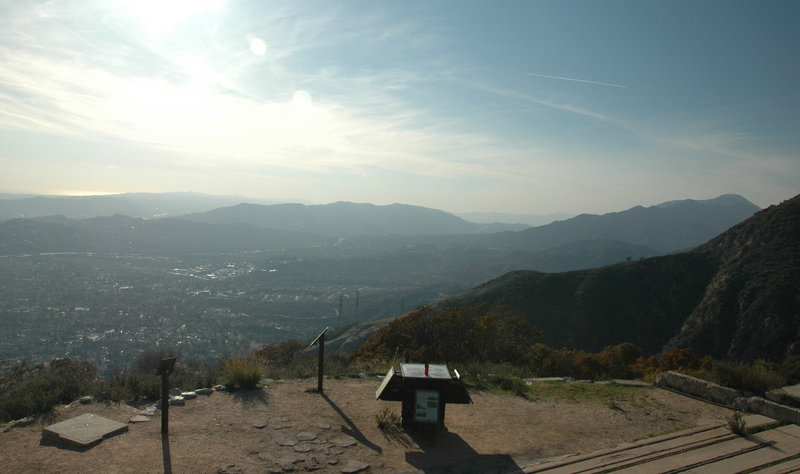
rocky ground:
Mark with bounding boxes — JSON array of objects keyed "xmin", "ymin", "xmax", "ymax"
[{"xmin": 0, "ymin": 378, "xmax": 733, "ymax": 473}]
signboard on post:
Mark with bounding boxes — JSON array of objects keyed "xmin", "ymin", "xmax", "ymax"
[{"xmin": 308, "ymin": 327, "xmax": 329, "ymax": 393}]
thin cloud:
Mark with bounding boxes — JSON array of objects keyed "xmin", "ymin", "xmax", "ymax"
[{"xmin": 523, "ymin": 72, "xmax": 627, "ymax": 89}]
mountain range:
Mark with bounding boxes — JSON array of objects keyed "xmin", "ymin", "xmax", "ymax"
[
  {"xmin": 335, "ymin": 193, "xmax": 799, "ymax": 362},
  {"xmin": 0, "ymin": 191, "xmax": 775, "ymax": 367},
  {"xmin": 0, "ymin": 195, "xmax": 759, "ymax": 279}
]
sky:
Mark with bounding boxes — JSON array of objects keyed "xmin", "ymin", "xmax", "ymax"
[{"xmin": 0, "ymin": 0, "xmax": 798, "ymax": 215}]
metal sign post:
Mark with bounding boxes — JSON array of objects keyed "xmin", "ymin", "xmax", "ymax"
[
  {"xmin": 309, "ymin": 328, "xmax": 329, "ymax": 393},
  {"xmin": 156, "ymin": 357, "xmax": 177, "ymax": 434}
]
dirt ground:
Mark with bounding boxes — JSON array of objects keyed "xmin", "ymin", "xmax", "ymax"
[{"xmin": 0, "ymin": 378, "xmax": 733, "ymax": 473}]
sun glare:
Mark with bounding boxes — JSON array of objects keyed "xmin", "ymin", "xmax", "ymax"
[
  {"xmin": 123, "ymin": 0, "xmax": 228, "ymax": 36},
  {"xmin": 248, "ymin": 36, "xmax": 267, "ymax": 56}
]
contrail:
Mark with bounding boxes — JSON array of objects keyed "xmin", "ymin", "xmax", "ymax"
[{"xmin": 523, "ymin": 72, "xmax": 626, "ymax": 89}]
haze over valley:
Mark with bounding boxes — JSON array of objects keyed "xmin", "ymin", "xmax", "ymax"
[{"xmin": 0, "ymin": 191, "xmax": 771, "ymax": 371}]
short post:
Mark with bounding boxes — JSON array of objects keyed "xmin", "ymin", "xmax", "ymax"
[
  {"xmin": 156, "ymin": 357, "xmax": 177, "ymax": 435},
  {"xmin": 309, "ymin": 328, "xmax": 329, "ymax": 393}
]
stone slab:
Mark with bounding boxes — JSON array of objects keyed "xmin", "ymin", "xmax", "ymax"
[
  {"xmin": 742, "ymin": 413, "xmax": 779, "ymax": 431},
  {"xmin": 612, "ymin": 379, "xmax": 651, "ymax": 387},
  {"xmin": 43, "ymin": 413, "xmax": 128, "ymax": 447}
]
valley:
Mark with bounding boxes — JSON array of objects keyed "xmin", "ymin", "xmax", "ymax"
[{"xmin": 0, "ymin": 192, "xmax": 772, "ymax": 371}]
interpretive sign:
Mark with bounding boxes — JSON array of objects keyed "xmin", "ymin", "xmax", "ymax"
[
  {"xmin": 375, "ymin": 362, "xmax": 470, "ymax": 430},
  {"xmin": 414, "ymin": 389, "xmax": 440, "ymax": 424},
  {"xmin": 309, "ymin": 327, "xmax": 328, "ymax": 393}
]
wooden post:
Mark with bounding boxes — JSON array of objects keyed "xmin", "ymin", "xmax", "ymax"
[
  {"xmin": 156, "ymin": 357, "xmax": 177, "ymax": 435},
  {"xmin": 161, "ymin": 372, "xmax": 169, "ymax": 434},
  {"xmin": 309, "ymin": 328, "xmax": 329, "ymax": 393},
  {"xmin": 317, "ymin": 332, "xmax": 325, "ymax": 393}
]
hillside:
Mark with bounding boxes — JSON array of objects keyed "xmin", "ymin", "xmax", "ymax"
[
  {"xmin": 669, "ymin": 195, "xmax": 800, "ymax": 361},
  {"xmin": 389, "ymin": 194, "xmax": 799, "ymax": 361}
]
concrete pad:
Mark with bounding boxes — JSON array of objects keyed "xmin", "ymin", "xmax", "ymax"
[
  {"xmin": 612, "ymin": 379, "xmax": 650, "ymax": 387},
  {"xmin": 743, "ymin": 413, "xmax": 780, "ymax": 431},
  {"xmin": 43, "ymin": 413, "xmax": 128, "ymax": 448},
  {"xmin": 781, "ymin": 384, "xmax": 800, "ymax": 398}
]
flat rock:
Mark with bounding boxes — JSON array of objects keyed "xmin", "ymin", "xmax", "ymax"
[
  {"xmin": 196, "ymin": 387, "xmax": 214, "ymax": 395},
  {"xmin": 275, "ymin": 454, "xmax": 305, "ymax": 470},
  {"xmin": 530, "ymin": 377, "xmax": 565, "ymax": 382},
  {"xmin": 181, "ymin": 391, "xmax": 197, "ymax": 400},
  {"xmin": 217, "ymin": 463, "xmax": 242, "ymax": 474},
  {"xmin": 169, "ymin": 396, "xmax": 185, "ymax": 406},
  {"xmin": 340, "ymin": 460, "xmax": 369, "ymax": 473},
  {"xmin": 297, "ymin": 431, "xmax": 318, "ymax": 441},
  {"xmin": 330, "ymin": 436, "xmax": 357, "ymax": 447},
  {"xmin": 293, "ymin": 443, "xmax": 313, "ymax": 452},
  {"xmin": 275, "ymin": 436, "xmax": 298, "ymax": 447},
  {"xmin": 312, "ymin": 420, "xmax": 332, "ymax": 430},
  {"xmin": 128, "ymin": 415, "xmax": 150, "ymax": 423},
  {"xmin": 257, "ymin": 451, "xmax": 275, "ymax": 462},
  {"xmin": 612, "ymin": 379, "xmax": 650, "ymax": 387},
  {"xmin": 43, "ymin": 413, "xmax": 128, "ymax": 448},
  {"xmin": 138, "ymin": 406, "xmax": 158, "ymax": 417},
  {"xmin": 252, "ymin": 419, "xmax": 268, "ymax": 429}
]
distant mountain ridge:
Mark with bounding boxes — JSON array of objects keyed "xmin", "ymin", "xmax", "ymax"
[
  {"xmin": 180, "ymin": 201, "xmax": 527, "ymax": 235},
  {"xmin": 490, "ymin": 194, "xmax": 760, "ymax": 253},
  {"xmin": 0, "ymin": 192, "xmax": 284, "ymax": 221}
]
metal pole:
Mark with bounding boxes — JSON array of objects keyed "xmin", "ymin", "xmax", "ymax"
[
  {"xmin": 317, "ymin": 331, "xmax": 325, "ymax": 393},
  {"xmin": 161, "ymin": 372, "xmax": 169, "ymax": 434}
]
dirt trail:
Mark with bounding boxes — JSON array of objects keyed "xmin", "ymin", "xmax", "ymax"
[{"xmin": 0, "ymin": 378, "xmax": 732, "ymax": 473}]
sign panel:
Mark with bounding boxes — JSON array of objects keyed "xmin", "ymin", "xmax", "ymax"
[
  {"xmin": 414, "ymin": 389, "xmax": 440, "ymax": 424},
  {"xmin": 375, "ymin": 367, "xmax": 396, "ymax": 400},
  {"xmin": 401, "ymin": 363, "xmax": 450, "ymax": 380}
]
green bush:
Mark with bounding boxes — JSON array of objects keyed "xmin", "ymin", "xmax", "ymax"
[
  {"xmin": 221, "ymin": 356, "xmax": 264, "ymax": 390},
  {"xmin": 0, "ymin": 358, "xmax": 98, "ymax": 423},
  {"xmin": 461, "ymin": 363, "xmax": 529, "ymax": 396},
  {"xmin": 707, "ymin": 360, "xmax": 786, "ymax": 396}
]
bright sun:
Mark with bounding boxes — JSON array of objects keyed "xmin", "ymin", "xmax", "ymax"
[{"xmin": 123, "ymin": 0, "xmax": 228, "ymax": 36}]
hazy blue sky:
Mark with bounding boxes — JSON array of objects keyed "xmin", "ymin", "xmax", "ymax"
[{"xmin": 0, "ymin": 0, "xmax": 797, "ymax": 214}]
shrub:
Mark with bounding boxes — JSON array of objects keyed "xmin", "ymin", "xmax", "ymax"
[
  {"xmin": 727, "ymin": 411, "xmax": 748, "ymax": 436},
  {"xmin": 221, "ymin": 356, "xmax": 264, "ymax": 390},
  {"xmin": 462, "ymin": 363, "xmax": 529, "ymax": 396},
  {"xmin": 707, "ymin": 360, "xmax": 786, "ymax": 396},
  {"xmin": 375, "ymin": 408, "xmax": 402, "ymax": 430},
  {"xmin": 353, "ymin": 304, "xmax": 542, "ymax": 365},
  {"xmin": 0, "ymin": 358, "xmax": 98, "ymax": 423},
  {"xmin": 526, "ymin": 343, "xmax": 574, "ymax": 377}
]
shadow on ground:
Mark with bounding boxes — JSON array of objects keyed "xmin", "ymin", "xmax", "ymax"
[
  {"xmin": 405, "ymin": 431, "xmax": 521, "ymax": 474},
  {"xmin": 232, "ymin": 389, "xmax": 269, "ymax": 406},
  {"xmin": 320, "ymin": 392, "xmax": 383, "ymax": 453}
]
